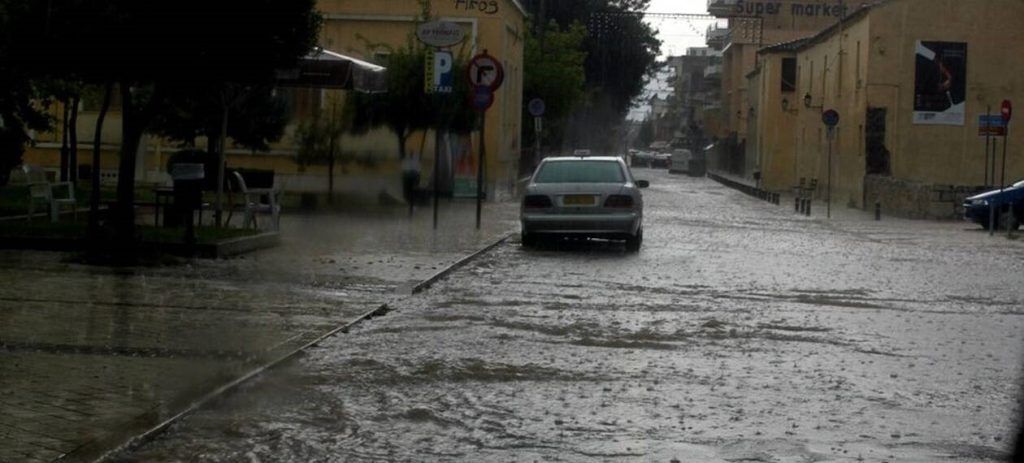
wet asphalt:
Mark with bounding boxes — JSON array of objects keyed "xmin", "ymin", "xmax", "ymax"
[{"xmin": 115, "ymin": 169, "xmax": 1024, "ymax": 462}]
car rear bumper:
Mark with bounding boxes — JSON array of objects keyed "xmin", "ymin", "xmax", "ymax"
[{"xmin": 521, "ymin": 212, "xmax": 641, "ymax": 236}]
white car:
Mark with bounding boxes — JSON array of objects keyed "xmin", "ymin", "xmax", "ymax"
[{"xmin": 521, "ymin": 156, "xmax": 649, "ymax": 252}]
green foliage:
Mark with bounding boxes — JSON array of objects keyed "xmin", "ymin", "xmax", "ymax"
[
  {"xmin": 0, "ymin": 0, "xmax": 321, "ymax": 237},
  {"xmin": 523, "ymin": 20, "xmax": 588, "ymax": 150},
  {"xmin": 294, "ymin": 99, "xmax": 352, "ymax": 167},
  {"xmin": 520, "ymin": 0, "xmax": 661, "ymax": 151},
  {"xmin": 348, "ymin": 40, "xmax": 477, "ymax": 158},
  {"xmin": 151, "ymin": 85, "xmax": 291, "ymax": 152}
]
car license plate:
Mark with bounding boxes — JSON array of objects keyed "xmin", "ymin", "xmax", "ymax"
[{"xmin": 563, "ymin": 195, "xmax": 596, "ymax": 206}]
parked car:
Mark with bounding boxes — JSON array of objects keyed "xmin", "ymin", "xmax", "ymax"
[
  {"xmin": 520, "ymin": 156, "xmax": 648, "ymax": 252},
  {"xmin": 630, "ymin": 151, "xmax": 653, "ymax": 167},
  {"xmin": 963, "ymin": 179, "xmax": 1024, "ymax": 230},
  {"xmin": 651, "ymin": 152, "xmax": 671, "ymax": 168}
]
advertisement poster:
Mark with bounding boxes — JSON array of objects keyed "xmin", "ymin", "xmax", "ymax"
[
  {"xmin": 913, "ymin": 41, "xmax": 967, "ymax": 126},
  {"xmin": 451, "ymin": 134, "xmax": 478, "ymax": 198}
]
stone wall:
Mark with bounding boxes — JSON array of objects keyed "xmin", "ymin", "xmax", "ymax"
[{"xmin": 865, "ymin": 175, "xmax": 989, "ymax": 220}]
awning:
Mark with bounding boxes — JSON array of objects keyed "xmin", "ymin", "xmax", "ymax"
[{"xmin": 275, "ymin": 48, "xmax": 387, "ymax": 93}]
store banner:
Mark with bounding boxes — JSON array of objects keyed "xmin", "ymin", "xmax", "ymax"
[{"xmin": 913, "ymin": 41, "xmax": 967, "ymax": 126}]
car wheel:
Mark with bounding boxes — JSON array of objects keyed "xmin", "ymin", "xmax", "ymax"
[
  {"xmin": 998, "ymin": 210, "xmax": 1021, "ymax": 230},
  {"xmin": 625, "ymin": 228, "xmax": 642, "ymax": 253}
]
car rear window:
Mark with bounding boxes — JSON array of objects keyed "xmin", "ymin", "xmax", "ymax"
[{"xmin": 533, "ymin": 161, "xmax": 625, "ymax": 184}]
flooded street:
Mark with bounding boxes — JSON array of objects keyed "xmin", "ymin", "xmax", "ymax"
[{"xmin": 117, "ymin": 170, "xmax": 1024, "ymax": 462}]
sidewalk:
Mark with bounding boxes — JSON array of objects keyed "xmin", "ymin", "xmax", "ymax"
[{"xmin": 0, "ymin": 199, "xmax": 519, "ymax": 462}]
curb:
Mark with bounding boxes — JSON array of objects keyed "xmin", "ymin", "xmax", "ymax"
[
  {"xmin": 90, "ymin": 229, "xmax": 515, "ymax": 462},
  {"xmin": 412, "ymin": 231, "xmax": 514, "ymax": 294}
]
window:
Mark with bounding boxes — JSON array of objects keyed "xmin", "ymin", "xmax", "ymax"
[
  {"xmin": 534, "ymin": 161, "xmax": 625, "ymax": 184},
  {"xmin": 781, "ymin": 58, "xmax": 797, "ymax": 92}
]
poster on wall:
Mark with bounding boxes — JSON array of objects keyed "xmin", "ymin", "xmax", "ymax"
[
  {"xmin": 913, "ymin": 41, "xmax": 967, "ymax": 126},
  {"xmin": 451, "ymin": 134, "xmax": 478, "ymax": 198}
]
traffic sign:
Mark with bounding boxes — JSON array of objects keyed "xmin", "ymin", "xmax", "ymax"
[
  {"xmin": 822, "ymin": 109, "xmax": 840, "ymax": 127},
  {"xmin": 1002, "ymin": 99, "xmax": 1013, "ymax": 123},
  {"xmin": 528, "ymin": 98, "xmax": 546, "ymax": 117},
  {"xmin": 416, "ymin": 21, "xmax": 465, "ymax": 48},
  {"xmin": 425, "ymin": 50, "xmax": 454, "ymax": 94},
  {"xmin": 979, "ymin": 115, "xmax": 1007, "ymax": 137},
  {"xmin": 467, "ymin": 51, "xmax": 504, "ymax": 92},
  {"xmin": 472, "ymin": 86, "xmax": 494, "ymax": 111}
]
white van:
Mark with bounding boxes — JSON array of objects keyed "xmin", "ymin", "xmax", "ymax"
[{"xmin": 669, "ymin": 149, "xmax": 692, "ymax": 174}]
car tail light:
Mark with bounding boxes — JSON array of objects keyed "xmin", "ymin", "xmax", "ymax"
[
  {"xmin": 523, "ymin": 195, "xmax": 552, "ymax": 209},
  {"xmin": 604, "ymin": 195, "xmax": 634, "ymax": 208}
]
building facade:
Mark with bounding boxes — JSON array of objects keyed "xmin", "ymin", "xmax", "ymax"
[
  {"xmin": 707, "ymin": 0, "xmax": 851, "ymax": 179},
  {"xmin": 747, "ymin": 0, "xmax": 1024, "ymax": 218}
]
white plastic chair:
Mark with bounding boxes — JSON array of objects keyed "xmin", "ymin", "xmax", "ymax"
[
  {"xmin": 22, "ymin": 165, "xmax": 76, "ymax": 222},
  {"xmin": 230, "ymin": 170, "xmax": 280, "ymax": 231}
]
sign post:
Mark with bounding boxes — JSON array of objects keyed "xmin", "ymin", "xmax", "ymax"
[
  {"xmin": 417, "ymin": 21, "xmax": 464, "ymax": 230},
  {"xmin": 822, "ymin": 109, "xmax": 840, "ymax": 219},
  {"xmin": 467, "ymin": 50, "xmax": 504, "ymax": 230},
  {"xmin": 528, "ymin": 98, "xmax": 546, "ymax": 169},
  {"xmin": 1001, "ymin": 99, "xmax": 1012, "ymax": 191}
]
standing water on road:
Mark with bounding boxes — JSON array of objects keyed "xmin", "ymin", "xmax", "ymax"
[{"xmin": 119, "ymin": 171, "xmax": 1024, "ymax": 462}]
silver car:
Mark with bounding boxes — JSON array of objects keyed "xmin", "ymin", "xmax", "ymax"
[{"xmin": 520, "ymin": 156, "xmax": 648, "ymax": 251}]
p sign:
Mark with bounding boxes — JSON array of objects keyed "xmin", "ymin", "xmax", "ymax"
[{"xmin": 425, "ymin": 50, "xmax": 454, "ymax": 94}]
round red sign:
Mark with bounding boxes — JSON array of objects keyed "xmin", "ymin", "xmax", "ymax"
[{"xmin": 1001, "ymin": 99, "xmax": 1013, "ymax": 123}]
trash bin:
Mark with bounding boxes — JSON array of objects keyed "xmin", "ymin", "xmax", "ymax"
[{"xmin": 170, "ymin": 163, "xmax": 205, "ymax": 245}]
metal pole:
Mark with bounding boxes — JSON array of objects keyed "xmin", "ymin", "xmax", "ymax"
[
  {"xmin": 985, "ymin": 106, "xmax": 991, "ymax": 185},
  {"xmin": 215, "ymin": 104, "xmax": 229, "ymax": 228},
  {"xmin": 989, "ymin": 204, "xmax": 996, "ymax": 237},
  {"xmin": 433, "ymin": 131, "xmax": 441, "ymax": 230},
  {"xmin": 1001, "ymin": 124, "xmax": 1009, "ymax": 191},
  {"xmin": 827, "ymin": 131, "xmax": 833, "ymax": 219},
  {"xmin": 991, "ymin": 137, "xmax": 998, "ymax": 189},
  {"xmin": 476, "ymin": 112, "xmax": 485, "ymax": 230}
]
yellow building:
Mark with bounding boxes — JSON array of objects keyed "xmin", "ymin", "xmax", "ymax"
[
  {"xmin": 708, "ymin": 0, "xmax": 852, "ymax": 178},
  {"xmin": 317, "ymin": 0, "xmax": 527, "ymax": 199},
  {"xmin": 23, "ymin": 0, "xmax": 527, "ymax": 201},
  {"xmin": 749, "ymin": 0, "xmax": 1024, "ymax": 218}
]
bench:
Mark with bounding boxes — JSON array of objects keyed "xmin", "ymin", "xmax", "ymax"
[{"xmin": 19, "ymin": 165, "xmax": 77, "ymax": 222}]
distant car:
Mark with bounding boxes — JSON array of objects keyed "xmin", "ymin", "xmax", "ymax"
[
  {"xmin": 963, "ymin": 180, "xmax": 1024, "ymax": 230},
  {"xmin": 630, "ymin": 151, "xmax": 653, "ymax": 167},
  {"xmin": 572, "ymin": 149, "xmax": 592, "ymax": 157},
  {"xmin": 521, "ymin": 156, "xmax": 648, "ymax": 252},
  {"xmin": 651, "ymin": 152, "xmax": 671, "ymax": 168},
  {"xmin": 669, "ymin": 149, "xmax": 692, "ymax": 174}
]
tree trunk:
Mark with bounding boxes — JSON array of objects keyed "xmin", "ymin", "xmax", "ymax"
[
  {"xmin": 60, "ymin": 99, "xmax": 70, "ymax": 181},
  {"xmin": 88, "ymin": 82, "xmax": 113, "ymax": 242},
  {"xmin": 69, "ymin": 94, "xmax": 80, "ymax": 184},
  {"xmin": 113, "ymin": 82, "xmax": 143, "ymax": 247},
  {"xmin": 327, "ymin": 134, "xmax": 335, "ymax": 204}
]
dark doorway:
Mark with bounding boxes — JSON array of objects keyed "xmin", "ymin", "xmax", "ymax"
[{"xmin": 865, "ymin": 108, "xmax": 890, "ymax": 175}]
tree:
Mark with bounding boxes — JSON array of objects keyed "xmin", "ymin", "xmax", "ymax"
[
  {"xmin": 151, "ymin": 85, "xmax": 291, "ymax": 153},
  {"xmin": 520, "ymin": 0, "xmax": 661, "ymax": 151},
  {"xmin": 5, "ymin": 0, "xmax": 321, "ymax": 247},
  {"xmin": 348, "ymin": 41, "xmax": 477, "ymax": 159},
  {"xmin": 636, "ymin": 118, "xmax": 654, "ymax": 148},
  {"xmin": 294, "ymin": 94, "xmax": 352, "ymax": 203},
  {"xmin": 522, "ymin": 20, "xmax": 588, "ymax": 158},
  {"xmin": 0, "ymin": 0, "xmax": 53, "ymax": 186}
]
